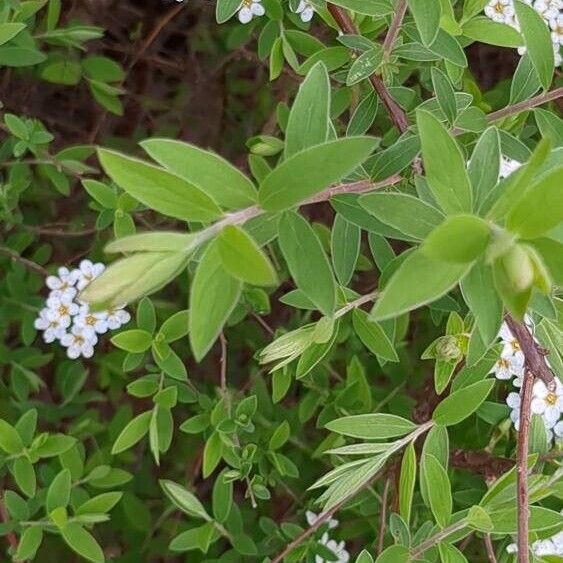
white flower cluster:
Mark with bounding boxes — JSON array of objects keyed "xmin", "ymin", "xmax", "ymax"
[
  {"xmin": 507, "ymin": 518, "xmax": 563, "ymax": 557},
  {"xmin": 489, "ymin": 320, "xmax": 563, "ymax": 444},
  {"xmin": 237, "ymin": 0, "xmax": 314, "ymax": 24},
  {"xmin": 484, "ymin": 0, "xmax": 562, "ymax": 66},
  {"xmin": 34, "ymin": 260, "xmax": 130, "ymax": 359},
  {"xmin": 305, "ymin": 511, "xmax": 350, "ymax": 563}
]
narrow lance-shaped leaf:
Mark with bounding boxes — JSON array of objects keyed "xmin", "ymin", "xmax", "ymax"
[
  {"xmin": 407, "ymin": 0, "xmax": 441, "ymax": 46},
  {"xmin": 325, "ymin": 413, "xmax": 416, "ymax": 439}
]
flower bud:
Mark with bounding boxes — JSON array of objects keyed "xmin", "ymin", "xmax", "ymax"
[
  {"xmin": 499, "ymin": 244, "xmax": 534, "ymax": 294},
  {"xmin": 435, "ymin": 335, "xmax": 462, "ymax": 361}
]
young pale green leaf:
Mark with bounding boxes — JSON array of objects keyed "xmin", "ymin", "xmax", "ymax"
[
  {"xmin": 159, "ymin": 310, "xmax": 189, "ymax": 343},
  {"xmin": 189, "ymin": 241, "xmax": 242, "ymax": 361},
  {"xmin": 352, "ymin": 309, "xmax": 398, "ymax": 362},
  {"xmin": 61, "ymin": 523, "xmax": 104, "ymax": 563},
  {"xmin": 82, "ymin": 179, "xmax": 117, "ymax": 209},
  {"xmin": 359, "ymin": 192, "xmax": 445, "ymax": 240},
  {"xmin": 141, "ymin": 138, "xmax": 257, "ymax": 209},
  {"xmin": 431, "ymin": 67, "xmax": 457, "ymax": 125},
  {"xmin": 417, "ymin": 110, "xmax": 473, "ymax": 214},
  {"xmin": 203, "ymin": 431, "xmax": 223, "ymax": 478},
  {"xmin": 259, "ymin": 137, "xmax": 378, "ymax": 211},
  {"xmin": 215, "ymin": 0, "xmax": 241, "ymax": 22},
  {"xmin": 47, "ymin": 469, "xmax": 71, "ymax": 513},
  {"xmin": 467, "ymin": 505, "xmax": 494, "ymax": 532},
  {"xmin": 0, "ymin": 23, "xmax": 26, "ymax": 46},
  {"xmin": 0, "ymin": 419, "xmax": 24, "ymax": 454},
  {"xmin": 97, "ymin": 148, "xmax": 222, "ymax": 222},
  {"xmin": 374, "ymin": 545, "xmax": 410, "ymax": 562},
  {"xmin": 506, "ymin": 167, "xmax": 563, "ymax": 239},
  {"xmin": 462, "ymin": 16, "xmax": 523, "ymax": 48},
  {"xmin": 398, "ymin": 443, "xmax": 416, "ymax": 525},
  {"xmin": 212, "ymin": 471, "xmax": 233, "ymax": 523},
  {"xmin": 421, "ymin": 453, "xmax": 452, "ymax": 528},
  {"xmin": 278, "ymin": 212, "xmax": 336, "ymax": 315},
  {"xmin": 438, "ymin": 542, "xmax": 468, "ymax": 563},
  {"xmin": 325, "ymin": 413, "xmax": 416, "ymax": 439},
  {"xmin": 111, "ymin": 329, "xmax": 152, "ymax": 353},
  {"xmin": 371, "ymin": 250, "xmax": 470, "ymax": 320},
  {"xmin": 76, "ymin": 492, "xmax": 123, "ymax": 515},
  {"xmin": 14, "ymin": 526, "xmax": 43, "ymax": 562},
  {"xmin": 407, "ymin": 0, "xmax": 441, "ymax": 45},
  {"xmin": 217, "ymin": 225, "xmax": 278, "ymax": 286},
  {"xmin": 346, "ymin": 46, "xmax": 383, "ymax": 86},
  {"xmin": 468, "ymin": 126, "xmax": 501, "ymax": 210},
  {"xmin": 105, "ymin": 232, "xmax": 196, "ymax": 254},
  {"xmin": 160, "ymin": 479, "xmax": 210, "ymax": 520},
  {"xmin": 432, "ymin": 379, "xmax": 495, "ymax": 425},
  {"xmin": 284, "ymin": 62, "xmax": 330, "ymax": 158},
  {"xmin": 422, "ymin": 214, "xmax": 491, "ymax": 263},
  {"xmin": 13, "ymin": 457, "xmax": 36, "ymax": 498},
  {"xmin": 331, "ymin": 215, "xmax": 361, "ymax": 286},
  {"xmin": 111, "ymin": 411, "xmax": 151, "ymax": 454},
  {"xmin": 513, "ymin": 0, "xmax": 554, "ymax": 91}
]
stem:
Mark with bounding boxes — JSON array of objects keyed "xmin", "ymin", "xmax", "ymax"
[
  {"xmin": 505, "ymin": 315, "xmax": 555, "ymax": 388},
  {"xmin": 0, "ymin": 246, "xmax": 48, "ymax": 277},
  {"xmin": 516, "ymin": 369, "xmax": 534, "ymax": 563},
  {"xmin": 0, "ymin": 494, "xmax": 17, "ymax": 551},
  {"xmin": 410, "ymin": 519, "xmax": 468, "ymax": 559},
  {"xmin": 327, "ymin": 4, "xmax": 409, "ymax": 134},
  {"xmin": 334, "ymin": 291, "xmax": 379, "ymax": 319},
  {"xmin": 484, "ymin": 534, "xmax": 498, "ymax": 563},
  {"xmin": 377, "ymin": 477, "xmax": 391, "ymax": 554},
  {"xmin": 382, "ymin": 0, "xmax": 407, "ymax": 56},
  {"xmin": 487, "ymin": 87, "xmax": 563, "ymax": 123}
]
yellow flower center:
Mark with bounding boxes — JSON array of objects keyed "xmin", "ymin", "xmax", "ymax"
[
  {"xmin": 86, "ymin": 315, "xmax": 96, "ymax": 326},
  {"xmin": 498, "ymin": 358, "xmax": 509, "ymax": 369},
  {"xmin": 58, "ymin": 304, "xmax": 69, "ymax": 316},
  {"xmin": 495, "ymin": 2, "xmax": 505, "ymax": 13},
  {"xmin": 546, "ymin": 392, "xmax": 557, "ymax": 406},
  {"xmin": 242, "ymin": 0, "xmax": 252, "ymax": 6},
  {"xmin": 74, "ymin": 335, "xmax": 84, "ymax": 345},
  {"xmin": 511, "ymin": 339, "xmax": 520, "ymax": 352}
]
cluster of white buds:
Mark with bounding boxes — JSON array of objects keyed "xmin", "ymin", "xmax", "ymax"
[
  {"xmin": 305, "ymin": 511, "xmax": 350, "ymax": 563},
  {"xmin": 237, "ymin": 0, "xmax": 314, "ymax": 24},
  {"xmin": 489, "ymin": 319, "xmax": 563, "ymax": 444},
  {"xmin": 484, "ymin": 0, "xmax": 562, "ymax": 66},
  {"xmin": 34, "ymin": 260, "xmax": 130, "ymax": 359}
]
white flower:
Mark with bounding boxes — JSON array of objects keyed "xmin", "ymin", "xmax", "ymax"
[
  {"xmin": 46, "ymin": 266, "xmax": 78, "ymax": 303},
  {"xmin": 499, "ymin": 323, "xmax": 526, "ymax": 363},
  {"xmin": 238, "ymin": 0, "xmax": 265, "ymax": 24},
  {"xmin": 317, "ymin": 533, "xmax": 350, "ymax": 563},
  {"xmin": 491, "ymin": 351, "xmax": 525, "ymax": 380},
  {"xmin": 34, "ymin": 307, "xmax": 66, "ymax": 343},
  {"xmin": 306, "ymin": 511, "xmax": 338, "ymax": 529},
  {"xmin": 61, "ymin": 325, "xmax": 97, "ymax": 359},
  {"xmin": 45, "ymin": 298, "xmax": 79, "ymax": 329},
  {"xmin": 74, "ymin": 259, "xmax": 105, "ymax": 292},
  {"xmin": 73, "ymin": 305, "xmax": 109, "ymax": 338},
  {"xmin": 485, "ymin": 0, "xmax": 515, "ymax": 23},
  {"xmin": 506, "ymin": 391, "xmax": 521, "ymax": 430},
  {"xmin": 554, "ymin": 419, "xmax": 563, "ymax": 437},
  {"xmin": 499, "ymin": 157, "xmax": 522, "ymax": 178},
  {"xmin": 535, "ymin": 0, "xmax": 562, "ymax": 21},
  {"xmin": 295, "ymin": 0, "xmax": 314, "ymax": 22},
  {"xmin": 549, "ymin": 14, "xmax": 563, "ymax": 45},
  {"xmin": 531, "ymin": 378, "xmax": 563, "ymax": 427},
  {"xmin": 106, "ymin": 306, "xmax": 131, "ymax": 330}
]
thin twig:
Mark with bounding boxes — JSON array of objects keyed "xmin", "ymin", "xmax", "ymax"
[
  {"xmin": 377, "ymin": 477, "xmax": 391, "ymax": 554},
  {"xmin": 516, "ymin": 368, "xmax": 534, "ymax": 563},
  {"xmin": 410, "ymin": 520, "xmax": 467, "ymax": 560},
  {"xmin": 0, "ymin": 495, "xmax": 17, "ymax": 551},
  {"xmin": 484, "ymin": 534, "xmax": 498, "ymax": 563},
  {"xmin": 327, "ymin": 4, "xmax": 409, "ymax": 134},
  {"xmin": 0, "ymin": 247, "xmax": 48, "ymax": 276},
  {"xmin": 487, "ymin": 87, "xmax": 563, "ymax": 123},
  {"xmin": 21, "ymin": 224, "xmax": 98, "ymax": 237},
  {"xmin": 382, "ymin": 0, "xmax": 407, "ymax": 56}
]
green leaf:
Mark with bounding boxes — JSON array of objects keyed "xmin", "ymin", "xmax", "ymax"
[
  {"xmin": 14, "ymin": 526, "xmax": 43, "ymax": 562},
  {"xmin": 346, "ymin": 46, "xmax": 383, "ymax": 86},
  {"xmin": 82, "ymin": 179, "xmax": 117, "ymax": 209},
  {"xmin": 506, "ymin": 167, "xmax": 563, "ymax": 239},
  {"xmin": 375, "ymin": 545, "xmax": 410, "ymax": 562},
  {"xmin": 352, "ymin": 309, "xmax": 398, "ymax": 362},
  {"xmin": 407, "ymin": 0, "xmax": 441, "ymax": 45},
  {"xmin": 0, "ymin": 419, "xmax": 24, "ymax": 454},
  {"xmin": 417, "ymin": 110, "xmax": 473, "ymax": 214},
  {"xmin": 513, "ymin": 0, "xmax": 554, "ymax": 91},
  {"xmin": 468, "ymin": 126, "xmax": 501, "ymax": 210},
  {"xmin": 159, "ymin": 310, "xmax": 189, "ymax": 342},
  {"xmin": 422, "ymin": 214, "xmax": 490, "ymax": 263},
  {"xmin": 160, "ymin": 479, "xmax": 210, "ymax": 520},
  {"xmin": 0, "ymin": 45, "xmax": 46, "ymax": 67},
  {"xmin": 111, "ymin": 411, "xmax": 151, "ymax": 454},
  {"xmin": 47, "ymin": 469, "xmax": 71, "ymax": 513},
  {"xmin": 278, "ymin": 212, "xmax": 336, "ymax": 315},
  {"xmin": 359, "ymin": 192, "xmax": 445, "ymax": 240},
  {"xmin": 111, "ymin": 329, "xmax": 153, "ymax": 353},
  {"xmin": 40, "ymin": 60, "xmax": 82, "ymax": 85},
  {"xmin": 105, "ymin": 232, "xmax": 196, "ymax": 254},
  {"xmin": 259, "ymin": 137, "xmax": 378, "ymax": 211},
  {"xmin": 216, "ymin": 0, "xmax": 241, "ymax": 22},
  {"xmin": 0, "ymin": 23, "xmax": 26, "ymax": 46},
  {"xmin": 217, "ymin": 225, "xmax": 278, "ymax": 286},
  {"xmin": 510, "ymin": 55, "xmax": 541, "ymax": 104},
  {"xmin": 372, "ymin": 250, "xmax": 470, "ymax": 320},
  {"xmin": 462, "ymin": 16, "xmax": 523, "ymax": 48},
  {"xmin": 489, "ymin": 506, "xmax": 563, "ymax": 534},
  {"xmin": 325, "ymin": 413, "xmax": 416, "ymax": 439},
  {"xmin": 141, "ymin": 139, "xmax": 257, "ymax": 209},
  {"xmin": 328, "ymin": 0, "xmax": 393, "ymax": 16},
  {"xmin": 284, "ymin": 62, "xmax": 330, "ymax": 158},
  {"xmin": 467, "ymin": 505, "xmax": 494, "ymax": 532},
  {"xmin": 399, "ymin": 443, "xmax": 416, "ymax": 525},
  {"xmin": 13, "ymin": 457, "xmax": 36, "ymax": 497},
  {"xmin": 212, "ymin": 471, "xmax": 233, "ymax": 523},
  {"xmin": 189, "ymin": 241, "xmax": 242, "ymax": 361},
  {"xmin": 438, "ymin": 542, "xmax": 468, "ymax": 563},
  {"xmin": 432, "ymin": 379, "xmax": 495, "ymax": 425},
  {"xmin": 421, "ymin": 453, "xmax": 452, "ymax": 527},
  {"xmin": 347, "ymin": 92, "xmax": 379, "ymax": 136},
  {"xmin": 331, "ymin": 215, "xmax": 360, "ymax": 286},
  {"xmin": 97, "ymin": 148, "xmax": 222, "ymax": 222},
  {"xmin": 431, "ymin": 67, "xmax": 457, "ymax": 125},
  {"xmin": 76, "ymin": 492, "xmax": 123, "ymax": 515},
  {"xmin": 203, "ymin": 431, "xmax": 223, "ymax": 478},
  {"xmin": 61, "ymin": 523, "xmax": 104, "ymax": 563}
]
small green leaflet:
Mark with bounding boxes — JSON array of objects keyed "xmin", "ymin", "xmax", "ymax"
[
  {"xmin": 259, "ymin": 137, "xmax": 378, "ymax": 211},
  {"xmin": 189, "ymin": 241, "xmax": 242, "ymax": 361},
  {"xmin": 352, "ymin": 309, "xmax": 398, "ymax": 362},
  {"xmin": 398, "ymin": 443, "xmax": 416, "ymax": 525},
  {"xmin": 97, "ymin": 149, "xmax": 222, "ymax": 222},
  {"xmin": 331, "ymin": 214, "xmax": 360, "ymax": 286},
  {"xmin": 407, "ymin": 0, "xmax": 441, "ymax": 46},
  {"xmin": 160, "ymin": 479, "xmax": 210, "ymax": 520},
  {"xmin": 431, "ymin": 67, "xmax": 457, "ymax": 125},
  {"xmin": 371, "ymin": 250, "xmax": 470, "ymax": 320},
  {"xmin": 327, "ymin": 0, "xmax": 393, "ymax": 16},
  {"xmin": 421, "ymin": 453, "xmax": 452, "ymax": 527},
  {"xmin": 216, "ymin": 0, "xmax": 241, "ymax": 23},
  {"xmin": 111, "ymin": 411, "xmax": 151, "ymax": 454},
  {"xmin": 0, "ymin": 23, "xmax": 26, "ymax": 46},
  {"xmin": 417, "ymin": 110, "xmax": 473, "ymax": 214},
  {"xmin": 325, "ymin": 413, "xmax": 416, "ymax": 439},
  {"xmin": 141, "ymin": 138, "xmax": 257, "ymax": 209},
  {"xmin": 346, "ymin": 46, "xmax": 383, "ymax": 86},
  {"xmin": 217, "ymin": 225, "xmax": 278, "ymax": 286},
  {"xmin": 462, "ymin": 16, "xmax": 523, "ymax": 48},
  {"xmin": 514, "ymin": 0, "xmax": 554, "ymax": 91},
  {"xmin": 468, "ymin": 126, "xmax": 501, "ymax": 210},
  {"xmin": 61, "ymin": 523, "xmax": 104, "ymax": 563},
  {"xmin": 284, "ymin": 62, "xmax": 330, "ymax": 158},
  {"xmin": 278, "ymin": 212, "xmax": 336, "ymax": 315}
]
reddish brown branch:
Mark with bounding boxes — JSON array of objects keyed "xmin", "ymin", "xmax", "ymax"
[
  {"xmin": 382, "ymin": 0, "xmax": 407, "ymax": 56},
  {"xmin": 487, "ymin": 87, "xmax": 563, "ymax": 123},
  {"xmin": 0, "ymin": 495, "xmax": 17, "ymax": 551},
  {"xmin": 327, "ymin": 4, "xmax": 409, "ymax": 134}
]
